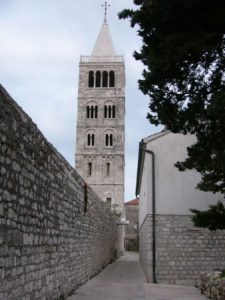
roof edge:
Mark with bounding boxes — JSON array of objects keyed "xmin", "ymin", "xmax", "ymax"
[
  {"xmin": 135, "ymin": 140, "xmax": 146, "ymax": 197},
  {"xmin": 143, "ymin": 129, "xmax": 170, "ymax": 144}
]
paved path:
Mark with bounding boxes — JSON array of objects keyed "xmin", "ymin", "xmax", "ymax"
[{"xmin": 67, "ymin": 252, "xmax": 207, "ymax": 300}]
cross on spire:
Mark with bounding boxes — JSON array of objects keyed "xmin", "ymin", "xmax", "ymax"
[{"xmin": 101, "ymin": 1, "xmax": 110, "ymax": 23}]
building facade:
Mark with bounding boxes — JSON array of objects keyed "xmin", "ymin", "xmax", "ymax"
[
  {"xmin": 136, "ymin": 130, "xmax": 225, "ymax": 285},
  {"xmin": 75, "ymin": 20, "xmax": 125, "ymax": 213}
]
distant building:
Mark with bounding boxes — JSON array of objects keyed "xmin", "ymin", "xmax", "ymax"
[
  {"xmin": 124, "ymin": 198, "xmax": 139, "ymax": 251},
  {"xmin": 75, "ymin": 19, "xmax": 125, "ymax": 214},
  {"xmin": 136, "ymin": 130, "xmax": 225, "ymax": 285}
]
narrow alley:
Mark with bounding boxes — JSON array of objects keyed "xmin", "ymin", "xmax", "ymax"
[{"xmin": 67, "ymin": 252, "xmax": 207, "ymax": 300}]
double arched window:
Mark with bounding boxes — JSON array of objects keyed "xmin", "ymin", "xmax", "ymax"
[
  {"xmin": 88, "ymin": 70, "xmax": 115, "ymax": 88},
  {"xmin": 86, "ymin": 104, "xmax": 98, "ymax": 118},
  {"xmin": 105, "ymin": 133, "xmax": 114, "ymax": 147},
  {"xmin": 87, "ymin": 134, "xmax": 95, "ymax": 146},
  {"xmin": 86, "ymin": 130, "xmax": 96, "ymax": 147}
]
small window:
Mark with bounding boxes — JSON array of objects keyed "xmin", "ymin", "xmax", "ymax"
[
  {"xmin": 87, "ymin": 134, "xmax": 91, "ymax": 146},
  {"xmin": 105, "ymin": 134, "xmax": 109, "ymax": 146},
  {"xmin": 88, "ymin": 71, "xmax": 94, "ymax": 87},
  {"xmin": 91, "ymin": 106, "xmax": 94, "ymax": 118},
  {"xmin": 86, "ymin": 106, "xmax": 90, "ymax": 118},
  {"xmin": 104, "ymin": 106, "xmax": 107, "ymax": 118},
  {"xmin": 109, "ymin": 71, "xmax": 115, "ymax": 87},
  {"xmin": 96, "ymin": 71, "xmax": 101, "ymax": 87},
  {"xmin": 106, "ymin": 162, "xmax": 110, "ymax": 176},
  {"xmin": 87, "ymin": 133, "xmax": 95, "ymax": 146},
  {"xmin": 112, "ymin": 105, "xmax": 116, "ymax": 118},
  {"xmin": 106, "ymin": 197, "xmax": 112, "ymax": 209},
  {"xmin": 91, "ymin": 134, "xmax": 95, "ymax": 146},
  {"xmin": 87, "ymin": 162, "xmax": 92, "ymax": 176},
  {"xmin": 105, "ymin": 133, "xmax": 113, "ymax": 147},
  {"xmin": 87, "ymin": 105, "xmax": 98, "ymax": 119},
  {"xmin": 103, "ymin": 71, "xmax": 108, "ymax": 87},
  {"xmin": 108, "ymin": 106, "xmax": 112, "ymax": 118},
  {"xmin": 109, "ymin": 134, "xmax": 113, "ymax": 146},
  {"xmin": 104, "ymin": 104, "xmax": 116, "ymax": 119}
]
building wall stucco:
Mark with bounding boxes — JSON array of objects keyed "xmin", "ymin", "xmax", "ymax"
[
  {"xmin": 138, "ymin": 131, "xmax": 225, "ymax": 286},
  {"xmin": 139, "ymin": 132, "xmax": 221, "ymax": 225}
]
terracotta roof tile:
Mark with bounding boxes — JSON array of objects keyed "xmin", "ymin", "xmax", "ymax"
[{"xmin": 125, "ymin": 198, "xmax": 139, "ymax": 206}]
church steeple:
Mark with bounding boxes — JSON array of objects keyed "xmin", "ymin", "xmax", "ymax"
[
  {"xmin": 92, "ymin": 21, "xmax": 116, "ymax": 57},
  {"xmin": 75, "ymin": 14, "xmax": 125, "ymax": 214}
]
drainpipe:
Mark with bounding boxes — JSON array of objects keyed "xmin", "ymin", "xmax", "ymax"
[{"xmin": 138, "ymin": 143, "xmax": 157, "ymax": 284}]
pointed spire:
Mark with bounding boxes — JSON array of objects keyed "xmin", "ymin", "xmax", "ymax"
[{"xmin": 92, "ymin": 21, "xmax": 116, "ymax": 57}]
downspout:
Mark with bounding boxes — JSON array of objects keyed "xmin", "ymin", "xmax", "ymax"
[{"xmin": 137, "ymin": 142, "xmax": 157, "ymax": 283}]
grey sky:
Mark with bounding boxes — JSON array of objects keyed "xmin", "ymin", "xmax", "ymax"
[{"xmin": 0, "ymin": 0, "xmax": 159, "ymax": 201}]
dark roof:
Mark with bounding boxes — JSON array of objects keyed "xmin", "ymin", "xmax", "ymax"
[{"xmin": 125, "ymin": 198, "xmax": 139, "ymax": 206}]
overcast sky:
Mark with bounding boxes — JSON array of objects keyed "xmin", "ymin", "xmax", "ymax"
[{"xmin": 0, "ymin": 0, "xmax": 160, "ymax": 201}]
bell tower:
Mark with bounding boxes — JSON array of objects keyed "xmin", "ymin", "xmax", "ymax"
[{"xmin": 75, "ymin": 15, "xmax": 125, "ymax": 213}]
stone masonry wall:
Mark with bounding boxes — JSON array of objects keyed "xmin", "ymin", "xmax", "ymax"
[
  {"xmin": 0, "ymin": 85, "xmax": 119, "ymax": 300},
  {"xmin": 139, "ymin": 214, "xmax": 225, "ymax": 286}
]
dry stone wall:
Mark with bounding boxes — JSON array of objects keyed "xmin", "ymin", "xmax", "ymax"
[
  {"xmin": 0, "ymin": 85, "xmax": 119, "ymax": 300},
  {"xmin": 139, "ymin": 214, "xmax": 225, "ymax": 286}
]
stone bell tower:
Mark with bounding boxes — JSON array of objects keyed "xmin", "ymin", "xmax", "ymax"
[{"xmin": 75, "ymin": 14, "xmax": 125, "ymax": 213}]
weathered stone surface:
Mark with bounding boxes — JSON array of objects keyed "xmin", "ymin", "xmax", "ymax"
[
  {"xmin": 0, "ymin": 85, "xmax": 119, "ymax": 300},
  {"xmin": 75, "ymin": 56, "xmax": 125, "ymax": 213}
]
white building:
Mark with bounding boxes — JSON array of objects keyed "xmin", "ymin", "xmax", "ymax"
[{"xmin": 136, "ymin": 130, "xmax": 225, "ymax": 285}]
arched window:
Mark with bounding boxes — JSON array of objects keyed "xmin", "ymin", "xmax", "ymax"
[
  {"xmin": 104, "ymin": 105, "xmax": 107, "ymax": 118},
  {"xmin": 87, "ymin": 162, "xmax": 92, "ymax": 176},
  {"xmin": 106, "ymin": 197, "xmax": 111, "ymax": 209},
  {"xmin": 106, "ymin": 162, "xmax": 110, "ymax": 176},
  {"xmin": 91, "ymin": 134, "xmax": 95, "ymax": 146},
  {"xmin": 88, "ymin": 71, "xmax": 94, "ymax": 87},
  {"xmin": 104, "ymin": 103, "xmax": 116, "ymax": 119},
  {"xmin": 109, "ymin": 71, "xmax": 115, "ymax": 87},
  {"xmin": 109, "ymin": 134, "xmax": 113, "ymax": 146},
  {"xmin": 105, "ymin": 134, "xmax": 109, "ymax": 146},
  {"xmin": 105, "ymin": 133, "xmax": 113, "ymax": 147},
  {"xmin": 103, "ymin": 71, "xmax": 108, "ymax": 87},
  {"xmin": 91, "ymin": 106, "xmax": 94, "ymax": 118},
  {"xmin": 87, "ymin": 132, "xmax": 95, "ymax": 146},
  {"xmin": 108, "ymin": 106, "xmax": 112, "ymax": 118},
  {"xmin": 87, "ymin": 134, "xmax": 91, "ymax": 146},
  {"xmin": 88, "ymin": 71, "xmax": 115, "ymax": 88},
  {"xmin": 87, "ymin": 104, "xmax": 98, "ymax": 119},
  {"xmin": 86, "ymin": 106, "xmax": 90, "ymax": 118},
  {"xmin": 96, "ymin": 71, "xmax": 101, "ymax": 87},
  {"xmin": 112, "ymin": 105, "xmax": 116, "ymax": 118}
]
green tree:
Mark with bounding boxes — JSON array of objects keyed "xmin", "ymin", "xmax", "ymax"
[
  {"xmin": 119, "ymin": 0, "xmax": 225, "ymax": 229},
  {"xmin": 190, "ymin": 201, "xmax": 225, "ymax": 231}
]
